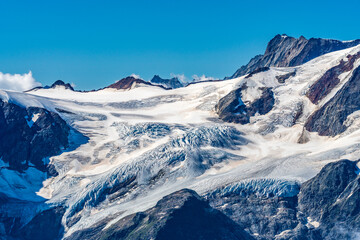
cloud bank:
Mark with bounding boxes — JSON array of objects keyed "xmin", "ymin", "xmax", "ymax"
[
  {"xmin": 130, "ymin": 73, "xmax": 142, "ymax": 79},
  {"xmin": 170, "ymin": 73, "xmax": 187, "ymax": 83},
  {"xmin": 170, "ymin": 73, "xmax": 216, "ymax": 83},
  {"xmin": 0, "ymin": 71, "xmax": 41, "ymax": 91},
  {"xmin": 192, "ymin": 74, "xmax": 215, "ymax": 82}
]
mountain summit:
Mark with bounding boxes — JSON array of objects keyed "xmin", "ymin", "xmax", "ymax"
[
  {"xmin": 228, "ymin": 34, "xmax": 360, "ymax": 78},
  {"xmin": 50, "ymin": 80, "xmax": 74, "ymax": 91},
  {"xmin": 106, "ymin": 76, "xmax": 155, "ymax": 90},
  {"xmin": 150, "ymin": 75, "xmax": 185, "ymax": 89}
]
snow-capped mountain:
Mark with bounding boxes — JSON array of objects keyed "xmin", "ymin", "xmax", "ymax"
[
  {"xmin": 1, "ymin": 35, "xmax": 360, "ymax": 239},
  {"xmin": 27, "ymin": 80, "xmax": 75, "ymax": 92},
  {"xmin": 227, "ymin": 34, "xmax": 360, "ymax": 79},
  {"xmin": 105, "ymin": 76, "xmax": 163, "ymax": 90}
]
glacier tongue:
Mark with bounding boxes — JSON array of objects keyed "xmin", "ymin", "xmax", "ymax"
[{"xmin": 49, "ymin": 122, "xmax": 248, "ymax": 234}]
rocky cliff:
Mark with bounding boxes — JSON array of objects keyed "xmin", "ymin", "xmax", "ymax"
[
  {"xmin": 228, "ymin": 34, "xmax": 360, "ymax": 79},
  {"xmin": 0, "ymin": 100, "xmax": 70, "ymax": 173}
]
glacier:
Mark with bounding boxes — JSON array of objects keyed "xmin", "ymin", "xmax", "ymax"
[{"xmin": 1, "ymin": 41, "xmax": 360, "ymax": 239}]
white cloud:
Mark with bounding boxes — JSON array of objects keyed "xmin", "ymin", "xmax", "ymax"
[
  {"xmin": 130, "ymin": 73, "xmax": 142, "ymax": 79},
  {"xmin": 192, "ymin": 74, "xmax": 215, "ymax": 82},
  {"xmin": 169, "ymin": 73, "xmax": 215, "ymax": 83},
  {"xmin": 0, "ymin": 71, "xmax": 41, "ymax": 91},
  {"xmin": 170, "ymin": 73, "xmax": 187, "ymax": 83}
]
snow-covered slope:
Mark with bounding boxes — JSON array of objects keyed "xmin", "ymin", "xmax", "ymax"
[{"xmin": 1, "ymin": 43, "xmax": 360, "ymax": 239}]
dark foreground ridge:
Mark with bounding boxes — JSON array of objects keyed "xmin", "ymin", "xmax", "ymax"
[
  {"xmin": 208, "ymin": 160, "xmax": 360, "ymax": 240},
  {"xmin": 66, "ymin": 189, "xmax": 254, "ymax": 240},
  {"xmin": 2, "ymin": 159, "xmax": 360, "ymax": 239}
]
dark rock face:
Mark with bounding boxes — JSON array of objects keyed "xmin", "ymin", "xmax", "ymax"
[
  {"xmin": 207, "ymin": 160, "xmax": 360, "ymax": 240},
  {"xmin": 215, "ymin": 85, "xmax": 274, "ymax": 124},
  {"xmin": 207, "ymin": 187, "xmax": 300, "ymax": 239},
  {"xmin": 66, "ymin": 189, "xmax": 254, "ymax": 240},
  {"xmin": 0, "ymin": 196, "xmax": 65, "ymax": 240},
  {"xmin": 0, "ymin": 100, "xmax": 70, "ymax": 173},
  {"xmin": 276, "ymin": 71, "xmax": 296, "ymax": 84},
  {"xmin": 305, "ymin": 65, "xmax": 360, "ymax": 136},
  {"xmin": 14, "ymin": 207, "xmax": 65, "ymax": 240},
  {"xmin": 229, "ymin": 34, "xmax": 360, "ymax": 79},
  {"xmin": 297, "ymin": 160, "xmax": 360, "ymax": 239},
  {"xmin": 0, "ymin": 100, "xmax": 88, "ymax": 240},
  {"xmin": 307, "ymin": 52, "xmax": 360, "ymax": 104},
  {"xmin": 298, "ymin": 160, "xmax": 358, "ymax": 222},
  {"xmin": 216, "ymin": 88, "xmax": 248, "ymax": 124},
  {"xmin": 150, "ymin": 75, "xmax": 184, "ymax": 89},
  {"xmin": 290, "ymin": 38, "xmax": 359, "ymax": 66}
]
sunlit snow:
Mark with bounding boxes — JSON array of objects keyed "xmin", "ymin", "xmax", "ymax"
[{"xmin": 1, "ymin": 44, "xmax": 360, "ymax": 235}]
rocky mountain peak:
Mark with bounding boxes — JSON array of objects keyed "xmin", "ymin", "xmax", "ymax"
[
  {"xmin": 106, "ymin": 76, "xmax": 151, "ymax": 90},
  {"xmin": 150, "ymin": 75, "xmax": 184, "ymax": 89},
  {"xmin": 228, "ymin": 34, "xmax": 360, "ymax": 78},
  {"xmin": 151, "ymin": 75, "xmax": 164, "ymax": 81},
  {"xmin": 50, "ymin": 80, "xmax": 74, "ymax": 90}
]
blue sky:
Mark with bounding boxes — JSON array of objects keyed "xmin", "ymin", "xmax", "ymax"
[{"xmin": 1, "ymin": 0, "xmax": 359, "ymax": 90}]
